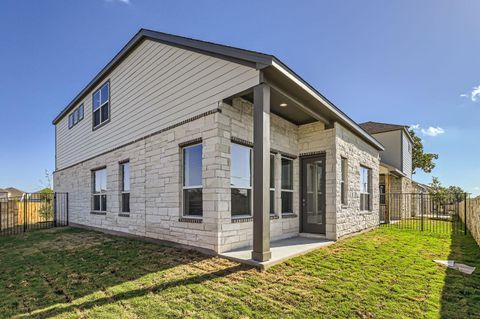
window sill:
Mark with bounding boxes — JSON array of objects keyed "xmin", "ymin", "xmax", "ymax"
[
  {"xmin": 92, "ymin": 118, "xmax": 111, "ymax": 132},
  {"xmin": 90, "ymin": 211, "xmax": 107, "ymax": 215},
  {"xmin": 281, "ymin": 213, "xmax": 298, "ymax": 219},
  {"xmin": 270, "ymin": 215, "xmax": 279, "ymax": 220},
  {"xmin": 232, "ymin": 216, "xmax": 253, "ymax": 223},
  {"xmin": 119, "ymin": 213, "xmax": 130, "ymax": 217},
  {"xmin": 179, "ymin": 217, "xmax": 203, "ymax": 223}
]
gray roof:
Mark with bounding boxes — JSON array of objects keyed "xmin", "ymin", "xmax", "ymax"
[
  {"xmin": 52, "ymin": 29, "xmax": 384, "ymax": 151},
  {"xmin": 0, "ymin": 188, "xmax": 7, "ymax": 193}
]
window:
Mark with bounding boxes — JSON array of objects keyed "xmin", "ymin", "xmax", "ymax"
[
  {"xmin": 379, "ymin": 184, "xmax": 386, "ymax": 205},
  {"xmin": 68, "ymin": 104, "xmax": 84, "ymax": 129},
  {"xmin": 183, "ymin": 144, "xmax": 203, "ymax": 216},
  {"xmin": 360, "ymin": 166, "xmax": 372, "ymax": 211},
  {"xmin": 408, "ymin": 142, "xmax": 412, "ymax": 153},
  {"xmin": 92, "ymin": 82, "xmax": 110, "ymax": 129},
  {"xmin": 231, "ymin": 143, "xmax": 252, "ymax": 216},
  {"xmin": 120, "ymin": 162, "xmax": 130, "ymax": 213},
  {"xmin": 340, "ymin": 157, "xmax": 348, "ymax": 205},
  {"xmin": 281, "ymin": 158, "xmax": 294, "ymax": 214},
  {"xmin": 270, "ymin": 154, "xmax": 275, "ymax": 215},
  {"xmin": 92, "ymin": 168, "xmax": 107, "ymax": 212}
]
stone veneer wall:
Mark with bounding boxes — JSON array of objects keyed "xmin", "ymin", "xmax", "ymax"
[
  {"xmin": 54, "ymin": 111, "xmax": 228, "ymax": 253},
  {"xmin": 55, "ymin": 97, "xmax": 381, "ymax": 253},
  {"xmin": 335, "ymin": 123, "xmax": 380, "ymax": 238}
]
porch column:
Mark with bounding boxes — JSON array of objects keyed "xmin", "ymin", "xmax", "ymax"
[{"xmin": 252, "ymin": 83, "xmax": 271, "ymax": 262}]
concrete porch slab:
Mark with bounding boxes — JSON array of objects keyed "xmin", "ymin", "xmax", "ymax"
[{"xmin": 219, "ymin": 236, "xmax": 335, "ymax": 270}]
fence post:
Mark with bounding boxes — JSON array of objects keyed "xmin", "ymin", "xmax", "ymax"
[
  {"xmin": 53, "ymin": 193, "xmax": 57, "ymax": 227},
  {"xmin": 23, "ymin": 195, "xmax": 27, "ymax": 233},
  {"xmin": 66, "ymin": 193, "xmax": 69, "ymax": 226},
  {"xmin": 464, "ymin": 193, "xmax": 468, "ymax": 235},
  {"xmin": 421, "ymin": 193, "xmax": 424, "ymax": 232}
]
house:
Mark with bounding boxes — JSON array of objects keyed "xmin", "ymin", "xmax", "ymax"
[
  {"xmin": 0, "ymin": 188, "xmax": 7, "ymax": 200},
  {"xmin": 53, "ymin": 29, "xmax": 383, "ymax": 262},
  {"xmin": 3, "ymin": 187, "xmax": 26, "ymax": 199},
  {"xmin": 359, "ymin": 121, "xmax": 414, "ymax": 222}
]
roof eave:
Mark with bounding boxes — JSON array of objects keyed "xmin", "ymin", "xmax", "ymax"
[{"xmin": 270, "ymin": 59, "xmax": 384, "ymax": 151}]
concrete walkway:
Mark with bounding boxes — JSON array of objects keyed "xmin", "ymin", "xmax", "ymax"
[{"xmin": 219, "ymin": 236, "xmax": 335, "ymax": 270}]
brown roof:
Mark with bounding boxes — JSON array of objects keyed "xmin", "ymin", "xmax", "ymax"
[
  {"xmin": 359, "ymin": 121, "xmax": 409, "ymax": 135},
  {"xmin": 5, "ymin": 187, "xmax": 25, "ymax": 197}
]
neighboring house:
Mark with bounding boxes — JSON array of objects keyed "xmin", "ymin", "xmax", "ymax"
[
  {"xmin": 0, "ymin": 188, "xmax": 7, "ymax": 200},
  {"xmin": 4, "ymin": 187, "xmax": 26, "ymax": 199},
  {"xmin": 359, "ymin": 121, "xmax": 415, "ymax": 222},
  {"xmin": 53, "ymin": 29, "xmax": 384, "ymax": 262}
]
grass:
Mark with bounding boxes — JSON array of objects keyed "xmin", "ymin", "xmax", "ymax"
[{"xmin": 0, "ymin": 225, "xmax": 479, "ymax": 319}]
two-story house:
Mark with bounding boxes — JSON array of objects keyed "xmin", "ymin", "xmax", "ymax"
[
  {"xmin": 53, "ymin": 29, "xmax": 384, "ymax": 262},
  {"xmin": 359, "ymin": 121, "xmax": 414, "ymax": 221}
]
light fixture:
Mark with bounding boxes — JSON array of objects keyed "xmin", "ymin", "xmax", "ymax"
[{"xmin": 279, "ymin": 103, "xmax": 288, "ymax": 107}]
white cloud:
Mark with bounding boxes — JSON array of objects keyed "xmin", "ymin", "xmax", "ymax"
[
  {"xmin": 471, "ymin": 85, "xmax": 480, "ymax": 102},
  {"xmin": 410, "ymin": 124, "xmax": 420, "ymax": 130},
  {"xmin": 460, "ymin": 85, "xmax": 480, "ymax": 102},
  {"xmin": 421, "ymin": 126, "xmax": 445, "ymax": 137}
]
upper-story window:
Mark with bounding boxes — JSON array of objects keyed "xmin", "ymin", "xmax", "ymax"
[
  {"xmin": 68, "ymin": 104, "xmax": 84, "ymax": 129},
  {"xmin": 92, "ymin": 82, "xmax": 110, "ymax": 129}
]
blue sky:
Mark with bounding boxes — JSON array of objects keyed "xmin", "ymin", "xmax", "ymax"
[{"xmin": 0, "ymin": 0, "xmax": 479, "ymax": 194}]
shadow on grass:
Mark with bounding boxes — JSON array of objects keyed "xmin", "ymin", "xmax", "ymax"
[
  {"xmin": 30, "ymin": 264, "xmax": 245, "ymax": 318},
  {"xmin": 0, "ymin": 227, "xmax": 246, "ymax": 318},
  {"xmin": 440, "ymin": 228, "xmax": 480, "ymax": 318}
]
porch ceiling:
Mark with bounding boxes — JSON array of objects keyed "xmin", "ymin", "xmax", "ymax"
[{"xmin": 234, "ymin": 88, "xmax": 320, "ymax": 126}]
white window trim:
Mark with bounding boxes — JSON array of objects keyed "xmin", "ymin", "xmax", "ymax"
[{"xmin": 182, "ymin": 143, "xmax": 203, "ymax": 218}]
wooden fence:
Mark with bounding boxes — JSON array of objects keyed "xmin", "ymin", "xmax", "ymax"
[
  {"xmin": 460, "ymin": 196, "xmax": 480, "ymax": 246},
  {"xmin": 0, "ymin": 193, "xmax": 68, "ymax": 236}
]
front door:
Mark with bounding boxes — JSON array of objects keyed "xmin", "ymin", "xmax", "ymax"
[{"xmin": 301, "ymin": 154, "xmax": 326, "ymax": 234}]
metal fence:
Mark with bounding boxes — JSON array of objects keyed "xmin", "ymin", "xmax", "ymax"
[
  {"xmin": 0, "ymin": 192, "xmax": 68, "ymax": 236},
  {"xmin": 380, "ymin": 192, "xmax": 468, "ymax": 234}
]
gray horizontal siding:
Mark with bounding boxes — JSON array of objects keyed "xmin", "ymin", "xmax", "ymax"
[
  {"xmin": 56, "ymin": 39, "xmax": 259, "ymax": 170},
  {"xmin": 373, "ymin": 130, "xmax": 402, "ymax": 171},
  {"xmin": 402, "ymin": 131, "xmax": 412, "ymax": 178}
]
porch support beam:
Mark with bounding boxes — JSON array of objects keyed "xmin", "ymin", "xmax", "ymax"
[{"xmin": 252, "ymin": 83, "xmax": 272, "ymax": 262}]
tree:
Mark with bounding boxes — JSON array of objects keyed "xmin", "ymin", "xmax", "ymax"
[{"xmin": 408, "ymin": 128, "xmax": 439, "ymax": 174}]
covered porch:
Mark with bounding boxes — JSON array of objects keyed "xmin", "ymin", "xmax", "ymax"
[{"xmin": 224, "ymin": 66, "xmax": 383, "ymax": 263}]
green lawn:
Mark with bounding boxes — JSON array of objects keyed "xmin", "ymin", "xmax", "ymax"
[{"xmin": 0, "ymin": 226, "xmax": 479, "ymax": 319}]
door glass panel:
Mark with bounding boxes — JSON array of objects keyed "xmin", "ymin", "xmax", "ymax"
[
  {"xmin": 306, "ymin": 163, "xmax": 314, "ymax": 214},
  {"xmin": 315, "ymin": 161, "xmax": 323, "ymax": 224}
]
